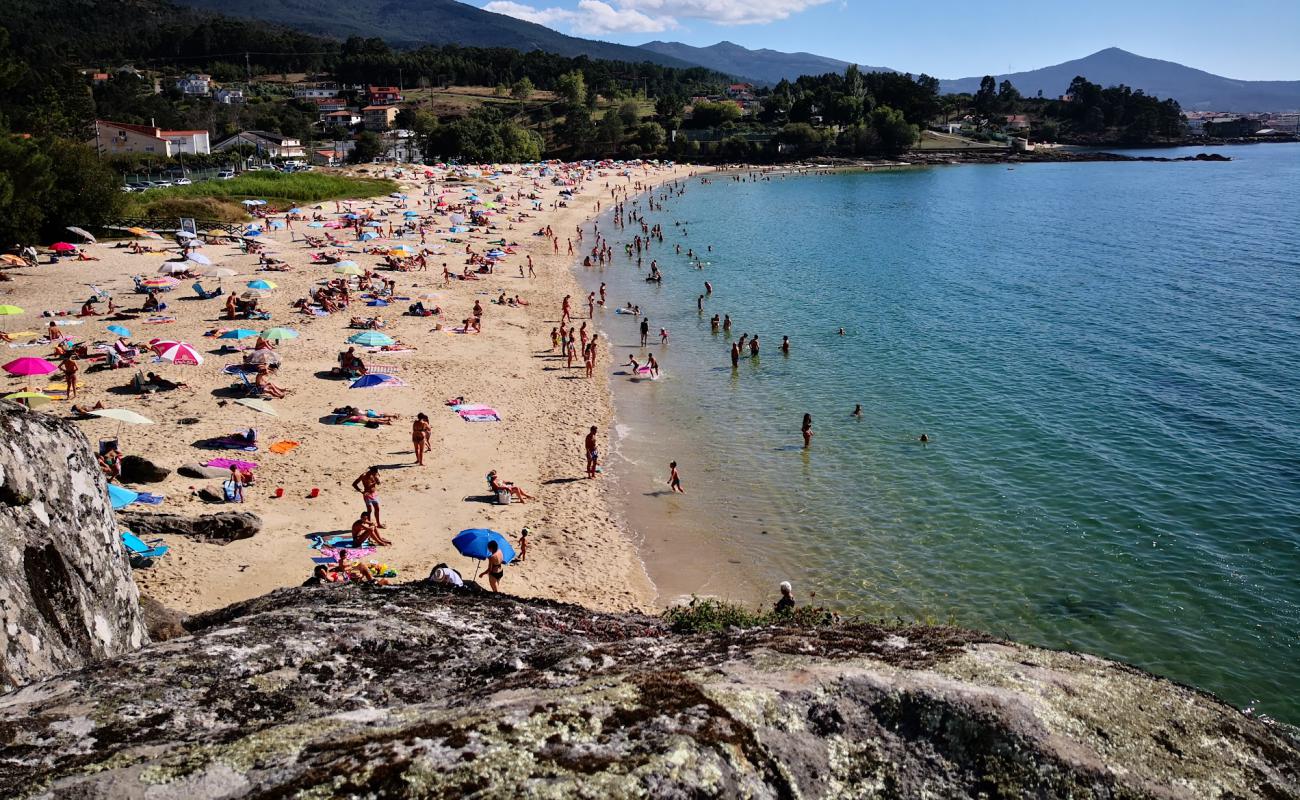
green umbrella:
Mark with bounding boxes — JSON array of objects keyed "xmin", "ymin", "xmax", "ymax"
[
  {"xmin": 260, "ymin": 327, "xmax": 299, "ymax": 341},
  {"xmin": 347, "ymin": 331, "xmax": 394, "ymax": 347}
]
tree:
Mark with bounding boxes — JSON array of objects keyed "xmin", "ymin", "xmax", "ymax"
[
  {"xmin": 598, "ymin": 110, "xmax": 625, "ymax": 152},
  {"xmin": 997, "ymin": 80, "xmax": 1021, "ymax": 112},
  {"xmin": 635, "ymin": 121, "xmax": 666, "ymax": 153},
  {"xmin": 0, "ymin": 130, "xmax": 121, "ymax": 246},
  {"xmin": 654, "ymin": 93, "xmax": 685, "ymax": 120},
  {"xmin": 511, "ymin": 77, "xmax": 534, "ymax": 101},
  {"xmin": 974, "ymin": 75, "xmax": 998, "ymax": 120},
  {"xmin": 350, "ymin": 131, "xmax": 384, "ymax": 163},
  {"xmin": 868, "ymin": 105, "xmax": 918, "ymax": 153},
  {"xmin": 617, "ymin": 99, "xmax": 640, "ymax": 127},
  {"xmin": 689, "ymin": 101, "xmax": 741, "ymax": 128},
  {"xmin": 493, "ymin": 84, "xmax": 508, "ymax": 98},
  {"xmin": 556, "ymin": 71, "xmax": 587, "ymax": 107}
]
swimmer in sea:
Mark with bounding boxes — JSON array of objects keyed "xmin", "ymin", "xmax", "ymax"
[
  {"xmin": 781, "ymin": 335, "xmax": 790, "ymax": 355},
  {"xmin": 919, "ymin": 433, "xmax": 929, "ymax": 444},
  {"xmin": 852, "ymin": 404, "xmax": 863, "ymax": 418},
  {"xmin": 802, "ymin": 413, "xmax": 814, "ymax": 449},
  {"xmin": 838, "ymin": 327, "xmax": 845, "ymax": 336}
]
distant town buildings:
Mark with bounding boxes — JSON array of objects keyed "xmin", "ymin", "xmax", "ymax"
[
  {"xmin": 363, "ymin": 105, "xmax": 399, "ymax": 131},
  {"xmin": 89, "ymin": 120, "xmax": 211, "ymax": 156},
  {"xmin": 213, "ymin": 88, "xmax": 245, "ymax": 105},
  {"xmin": 294, "ymin": 84, "xmax": 340, "ymax": 100},
  {"xmin": 1202, "ymin": 116, "xmax": 1264, "ymax": 137},
  {"xmin": 366, "ymin": 85, "xmax": 404, "ymax": 105},
  {"xmin": 213, "ymin": 130, "xmax": 306, "ymax": 158}
]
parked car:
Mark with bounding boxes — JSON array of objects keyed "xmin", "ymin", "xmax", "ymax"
[
  {"xmin": 217, "ymin": 170, "xmax": 236, "ymax": 180},
  {"xmin": 173, "ymin": 178, "xmax": 192, "ymax": 186},
  {"xmin": 127, "ymin": 182, "xmax": 148, "ymax": 191},
  {"xmin": 120, "ymin": 185, "xmax": 136, "ymax": 193}
]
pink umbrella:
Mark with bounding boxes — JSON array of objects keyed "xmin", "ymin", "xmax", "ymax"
[
  {"xmin": 3, "ymin": 357, "xmax": 59, "ymax": 376},
  {"xmin": 155, "ymin": 342, "xmax": 203, "ymax": 365},
  {"xmin": 50, "ymin": 242, "xmax": 77, "ymax": 252}
]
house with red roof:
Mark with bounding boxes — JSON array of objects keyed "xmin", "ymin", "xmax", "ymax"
[{"xmin": 89, "ymin": 120, "xmax": 211, "ymax": 156}]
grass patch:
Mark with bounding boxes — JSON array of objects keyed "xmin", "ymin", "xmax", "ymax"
[
  {"xmin": 661, "ymin": 597, "xmax": 837, "ymax": 634},
  {"xmin": 136, "ymin": 172, "xmax": 400, "ymax": 205},
  {"xmin": 121, "ymin": 195, "xmax": 251, "ymax": 223}
]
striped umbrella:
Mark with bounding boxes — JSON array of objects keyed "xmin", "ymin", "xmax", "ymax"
[
  {"xmin": 140, "ymin": 277, "xmax": 179, "ymax": 289},
  {"xmin": 347, "ymin": 331, "xmax": 394, "ymax": 347},
  {"xmin": 155, "ymin": 342, "xmax": 203, "ymax": 365},
  {"xmin": 247, "ymin": 279, "xmax": 276, "ymax": 290}
]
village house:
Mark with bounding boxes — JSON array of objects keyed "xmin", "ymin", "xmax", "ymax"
[
  {"xmin": 310, "ymin": 97, "xmax": 348, "ymax": 114},
  {"xmin": 363, "ymin": 105, "xmax": 398, "ymax": 131},
  {"xmin": 366, "ymin": 85, "xmax": 404, "ymax": 105},
  {"xmin": 89, "ymin": 120, "xmax": 211, "ymax": 156},
  {"xmin": 175, "ymin": 73, "xmax": 211, "ymax": 96},
  {"xmin": 322, "ymin": 109, "xmax": 363, "ymax": 128},
  {"xmin": 311, "ymin": 148, "xmax": 346, "ymax": 167},
  {"xmin": 1004, "ymin": 114, "xmax": 1030, "ymax": 131},
  {"xmin": 212, "ymin": 130, "xmax": 306, "ymax": 158},
  {"xmin": 1203, "ymin": 116, "xmax": 1263, "ymax": 137},
  {"xmin": 214, "ymin": 88, "xmax": 245, "ymax": 105},
  {"xmin": 294, "ymin": 84, "xmax": 340, "ymax": 100}
]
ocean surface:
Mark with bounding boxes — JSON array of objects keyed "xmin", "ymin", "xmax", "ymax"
[{"xmin": 578, "ymin": 143, "xmax": 1300, "ymax": 724}]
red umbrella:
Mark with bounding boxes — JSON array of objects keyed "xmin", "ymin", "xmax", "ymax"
[
  {"xmin": 148, "ymin": 339, "xmax": 180, "ymax": 353},
  {"xmin": 3, "ymin": 357, "xmax": 59, "ymax": 376},
  {"xmin": 50, "ymin": 242, "xmax": 77, "ymax": 252},
  {"xmin": 155, "ymin": 342, "xmax": 203, "ymax": 365}
]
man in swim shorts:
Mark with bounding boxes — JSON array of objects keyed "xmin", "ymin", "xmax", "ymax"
[
  {"xmin": 351, "ymin": 466, "xmax": 384, "ymax": 528},
  {"xmin": 585, "ymin": 425, "xmax": 599, "ymax": 479}
]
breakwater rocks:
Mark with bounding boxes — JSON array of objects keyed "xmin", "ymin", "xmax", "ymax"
[{"xmin": 1, "ymin": 584, "xmax": 1296, "ymax": 798}]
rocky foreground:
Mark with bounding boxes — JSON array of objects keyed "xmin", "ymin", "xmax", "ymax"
[
  {"xmin": 0, "ymin": 584, "xmax": 1296, "ymax": 798},
  {"xmin": 2, "ymin": 404, "xmax": 1299, "ymax": 799}
]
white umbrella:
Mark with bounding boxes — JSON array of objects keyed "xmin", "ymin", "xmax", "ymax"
[
  {"xmin": 203, "ymin": 267, "xmax": 237, "ymax": 278},
  {"xmin": 158, "ymin": 263, "xmax": 190, "ymax": 275},
  {"xmin": 89, "ymin": 408, "xmax": 154, "ymax": 425},
  {"xmin": 234, "ymin": 397, "xmax": 278, "ymax": 416},
  {"xmin": 186, "ymin": 252, "xmax": 212, "ymax": 266},
  {"xmin": 67, "ymin": 226, "xmax": 96, "ymax": 243}
]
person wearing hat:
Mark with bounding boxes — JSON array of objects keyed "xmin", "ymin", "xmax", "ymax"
[
  {"xmin": 774, "ymin": 581, "xmax": 795, "ymax": 615},
  {"xmin": 428, "ymin": 564, "xmax": 464, "ymax": 588}
]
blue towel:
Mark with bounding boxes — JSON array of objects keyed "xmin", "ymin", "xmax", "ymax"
[{"xmin": 133, "ymin": 492, "xmax": 165, "ymax": 505}]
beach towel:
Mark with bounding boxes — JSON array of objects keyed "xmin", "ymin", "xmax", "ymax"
[
  {"xmin": 452, "ymin": 403, "xmax": 502, "ymax": 422},
  {"xmin": 269, "ymin": 440, "xmax": 299, "ymax": 455},
  {"xmin": 199, "ymin": 437, "xmax": 258, "ymax": 452},
  {"xmin": 144, "ymin": 316, "xmax": 176, "ymax": 324},
  {"xmin": 204, "ymin": 457, "xmax": 258, "ymax": 471},
  {"xmin": 133, "ymin": 492, "xmax": 165, "ymax": 505}
]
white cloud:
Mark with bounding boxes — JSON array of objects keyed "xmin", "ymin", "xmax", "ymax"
[
  {"xmin": 617, "ymin": 0, "xmax": 830, "ymax": 25},
  {"xmin": 483, "ymin": 0, "xmax": 826, "ymax": 34}
]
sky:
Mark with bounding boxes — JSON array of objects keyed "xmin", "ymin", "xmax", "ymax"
[{"xmin": 474, "ymin": 0, "xmax": 1300, "ymax": 80}]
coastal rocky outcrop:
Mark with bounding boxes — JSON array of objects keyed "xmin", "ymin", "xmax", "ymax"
[
  {"xmin": 2, "ymin": 584, "xmax": 1296, "ymax": 799},
  {"xmin": 119, "ymin": 454, "xmax": 172, "ymax": 484},
  {"xmin": 0, "ymin": 401, "xmax": 147, "ymax": 690},
  {"xmin": 118, "ymin": 510, "xmax": 262, "ymax": 544}
]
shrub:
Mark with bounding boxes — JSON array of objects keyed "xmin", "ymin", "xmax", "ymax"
[{"xmin": 661, "ymin": 597, "xmax": 837, "ymax": 634}]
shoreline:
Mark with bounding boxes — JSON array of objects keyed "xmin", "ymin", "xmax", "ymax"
[{"xmin": 3, "ymin": 161, "xmax": 698, "ymax": 616}]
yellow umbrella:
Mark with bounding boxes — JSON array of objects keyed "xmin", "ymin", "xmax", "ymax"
[
  {"xmin": 0, "ymin": 305, "xmax": 23, "ymax": 315},
  {"xmin": 3, "ymin": 391, "xmax": 53, "ymax": 407},
  {"xmin": 1, "ymin": 254, "xmax": 26, "ymax": 266}
]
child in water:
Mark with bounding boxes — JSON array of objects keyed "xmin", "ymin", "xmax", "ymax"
[{"xmin": 667, "ymin": 461, "xmax": 684, "ymax": 494}]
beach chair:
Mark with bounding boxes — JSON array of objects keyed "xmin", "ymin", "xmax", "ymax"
[
  {"xmin": 232, "ymin": 370, "xmax": 265, "ymax": 397},
  {"xmin": 120, "ymin": 531, "xmax": 168, "ymax": 567},
  {"xmin": 98, "ymin": 438, "xmax": 119, "ymax": 457},
  {"xmin": 368, "ymin": 364, "xmax": 399, "ymax": 376},
  {"xmin": 192, "ymin": 281, "xmax": 223, "ymax": 300},
  {"xmin": 130, "ymin": 370, "xmax": 156, "ymax": 394}
]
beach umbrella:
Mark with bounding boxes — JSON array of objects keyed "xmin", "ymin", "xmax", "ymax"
[
  {"xmin": 66, "ymin": 226, "xmax": 96, "ymax": 243},
  {"xmin": 349, "ymin": 373, "xmax": 405, "ymax": 389},
  {"xmin": 90, "ymin": 408, "xmax": 154, "ymax": 425},
  {"xmin": 306, "ymin": 222, "xmax": 324, "ymax": 228},
  {"xmin": 451, "ymin": 528, "xmax": 516, "ymax": 563},
  {"xmin": 342, "ymin": 213, "xmax": 360, "ymax": 220},
  {"xmin": 175, "ymin": 230, "xmax": 197, "ymax": 240},
  {"xmin": 107, "ymin": 483, "xmax": 139, "ymax": 510},
  {"xmin": 155, "ymin": 342, "xmax": 203, "ymax": 365},
  {"xmin": 186, "ymin": 252, "xmax": 212, "ymax": 266},
  {"xmin": 363, "ymin": 221, "xmax": 383, "ymax": 228},
  {"xmin": 247, "ymin": 279, "xmax": 276, "ymax": 290},
  {"xmin": 244, "ymin": 229, "xmax": 262, "ymax": 237},
  {"xmin": 359, "ymin": 232, "xmax": 378, "ymax": 241},
  {"xmin": 50, "ymin": 242, "xmax": 77, "ymax": 252},
  {"xmin": 0, "ymin": 304, "xmax": 23, "ymax": 315},
  {"xmin": 234, "ymin": 397, "xmax": 278, "ymax": 416},
  {"xmin": 106, "ymin": 324, "xmax": 131, "ymax": 337},
  {"xmin": 140, "ymin": 277, "xmax": 179, "ymax": 289},
  {"xmin": 403, "ymin": 211, "xmax": 419, "ymax": 217},
  {"xmin": 203, "ymin": 267, "xmax": 237, "ymax": 278},
  {"xmin": 2, "ymin": 391, "xmax": 53, "ymax": 408},
  {"xmin": 366, "ymin": 299, "xmax": 388, "ymax": 307},
  {"xmin": 241, "ymin": 199, "xmax": 260, "ymax": 206},
  {"xmin": 389, "ymin": 245, "xmax": 414, "ymax": 256},
  {"xmin": 158, "ymin": 263, "xmax": 190, "ymax": 275},
  {"xmin": 245, "ymin": 349, "xmax": 281, "ymax": 367},
  {"xmin": 1, "ymin": 254, "xmax": 27, "ymax": 266},
  {"xmin": 219, "ymin": 329, "xmax": 259, "ymax": 340},
  {"xmin": 288, "ymin": 208, "xmax": 303, "ymax": 214},
  {"xmin": 240, "ymin": 290, "xmax": 267, "ymax": 300},
  {"xmin": 260, "ymin": 327, "xmax": 298, "ymax": 341},
  {"xmin": 347, "ymin": 331, "xmax": 394, "ymax": 347},
  {"xmin": 3, "ymin": 357, "xmax": 58, "ymax": 376}
]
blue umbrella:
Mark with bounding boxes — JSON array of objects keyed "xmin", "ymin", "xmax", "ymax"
[
  {"xmin": 452, "ymin": 529, "xmax": 515, "ymax": 563},
  {"xmin": 247, "ymin": 280, "xmax": 274, "ymax": 290},
  {"xmin": 108, "ymin": 483, "xmax": 139, "ymax": 510},
  {"xmin": 219, "ymin": 328, "xmax": 259, "ymax": 339},
  {"xmin": 366, "ymin": 299, "xmax": 389, "ymax": 307},
  {"xmin": 307, "ymin": 222, "xmax": 324, "ymax": 228},
  {"xmin": 364, "ymin": 221, "xmax": 383, "ymax": 228},
  {"xmin": 360, "ymin": 232, "xmax": 378, "ymax": 241},
  {"xmin": 107, "ymin": 324, "xmax": 131, "ymax": 337},
  {"xmin": 347, "ymin": 331, "xmax": 393, "ymax": 347},
  {"xmin": 403, "ymin": 211, "xmax": 419, "ymax": 217},
  {"xmin": 245, "ymin": 229, "xmax": 262, "ymax": 237},
  {"xmin": 349, "ymin": 373, "xmax": 405, "ymax": 389},
  {"xmin": 343, "ymin": 213, "xmax": 360, "ymax": 220}
]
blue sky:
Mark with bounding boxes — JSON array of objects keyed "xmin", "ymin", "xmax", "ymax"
[{"xmin": 476, "ymin": 0, "xmax": 1300, "ymax": 80}]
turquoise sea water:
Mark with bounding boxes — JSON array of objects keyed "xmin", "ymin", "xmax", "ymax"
[{"xmin": 580, "ymin": 144, "xmax": 1300, "ymax": 724}]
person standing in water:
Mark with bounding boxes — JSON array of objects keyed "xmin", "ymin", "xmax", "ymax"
[
  {"xmin": 730, "ymin": 342, "xmax": 740, "ymax": 367},
  {"xmin": 852, "ymin": 404, "xmax": 863, "ymax": 418},
  {"xmin": 802, "ymin": 414, "xmax": 814, "ymax": 449},
  {"xmin": 585, "ymin": 425, "xmax": 600, "ymax": 479},
  {"xmin": 781, "ymin": 336, "xmax": 790, "ymax": 355},
  {"xmin": 749, "ymin": 335, "xmax": 760, "ymax": 357},
  {"xmin": 667, "ymin": 461, "xmax": 684, "ymax": 494},
  {"xmin": 640, "ymin": 317, "xmax": 650, "ymax": 347}
]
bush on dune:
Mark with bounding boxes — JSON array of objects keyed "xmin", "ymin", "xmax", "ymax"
[
  {"xmin": 121, "ymin": 196, "xmax": 250, "ymax": 224},
  {"xmin": 154, "ymin": 172, "xmax": 399, "ymax": 204},
  {"xmin": 661, "ymin": 597, "xmax": 837, "ymax": 633}
]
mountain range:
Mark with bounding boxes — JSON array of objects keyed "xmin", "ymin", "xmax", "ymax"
[{"xmin": 172, "ymin": 0, "xmax": 1300, "ymax": 111}]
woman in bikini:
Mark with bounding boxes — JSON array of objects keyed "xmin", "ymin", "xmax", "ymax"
[{"xmin": 412, "ymin": 413, "xmax": 432, "ymax": 466}]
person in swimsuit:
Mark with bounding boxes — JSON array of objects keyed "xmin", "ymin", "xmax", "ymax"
[
  {"xmin": 585, "ymin": 425, "xmax": 599, "ymax": 479},
  {"xmin": 668, "ymin": 461, "xmax": 684, "ymax": 494},
  {"xmin": 479, "ymin": 539, "xmax": 505, "ymax": 592},
  {"xmin": 351, "ymin": 510, "xmax": 390, "ymax": 547},
  {"xmin": 412, "ymin": 413, "xmax": 432, "ymax": 466},
  {"xmin": 351, "ymin": 466, "xmax": 384, "ymax": 528},
  {"xmin": 852, "ymin": 404, "xmax": 863, "ymax": 418},
  {"xmin": 802, "ymin": 413, "xmax": 814, "ymax": 449}
]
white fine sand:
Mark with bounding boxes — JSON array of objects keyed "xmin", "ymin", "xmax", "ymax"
[{"xmin": 1, "ymin": 162, "xmax": 700, "ymax": 614}]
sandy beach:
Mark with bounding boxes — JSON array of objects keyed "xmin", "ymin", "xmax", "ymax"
[{"xmin": 1, "ymin": 161, "xmax": 699, "ymax": 614}]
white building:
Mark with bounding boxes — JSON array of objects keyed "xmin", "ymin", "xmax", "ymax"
[
  {"xmin": 89, "ymin": 120, "xmax": 211, "ymax": 156},
  {"xmin": 294, "ymin": 84, "xmax": 340, "ymax": 99},
  {"xmin": 176, "ymin": 73, "xmax": 211, "ymax": 96},
  {"xmin": 214, "ymin": 88, "xmax": 245, "ymax": 105},
  {"xmin": 213, "ymin": 130, "xmax": 306, "ymax": 159}
]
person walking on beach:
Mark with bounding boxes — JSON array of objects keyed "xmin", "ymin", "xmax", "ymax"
[
  {"xmin": 802, "ymin": 414, "xmax": 814, "ymax": 449},
  {"xmin": 412, "ymin": 413, "xmax": 431, "ymax": 466},
  {"xmin": 479, "ymin": 540, "xmax": 505, "ymax": 592},
  {"xmin": 667, "ymin": 461, "xmax": 684, "ymax": 494},
  {"xmin": 351, "ymin": 466, "xmax": 384, "ymax": 528},
  {"xmin": 585, "ymin": 426, "xmax": 600, "ymax": 478},
  {"xmin": 640, "ymin": 317, "xmax": 650, "ymax": 347},
  {"xmin": 60, "ymin": 355, "xmax": 79, "ymax": 400}
]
